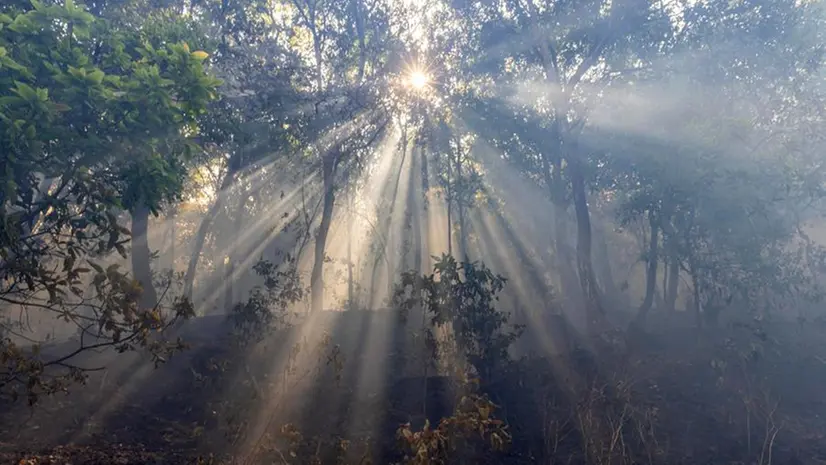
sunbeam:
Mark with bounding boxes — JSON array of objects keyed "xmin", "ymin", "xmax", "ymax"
[{"xmin": 5, "ymin": 0, "xmax": 826, "ymax": 463}]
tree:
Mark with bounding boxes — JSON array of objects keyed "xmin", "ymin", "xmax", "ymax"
[
  {"xmin": 282, "ymin": 0, "xmax": 399, "ymax": 312},
  {"xmin": 425, "ymin": 0, "xmax": 672, "ymax": 331},
  {"xmin": 393, "ymin": 254, "xmax": 523, "ymax": 379},
  {"xmin": 0, "ymin": 0, "xmax": 218, "ymax": 402},
  {"xmin": 416, "ymin": 0, "xmax": 826, "ymax": 334}
]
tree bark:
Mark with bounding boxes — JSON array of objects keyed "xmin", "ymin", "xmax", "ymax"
[
  {"xmin": 167, "ymin": 206, "xmax": 177, "ymax": 272},
  {"xmin": 446, "ymin": 150, "xmax": 453, "ymax": 257},
  {"xmin": 223, "ymin": 181, "xmax": 247, "ymax": 311},
  {"xmin": 183, "ymin": 157, "xmax": 240, "ymax": 299},
  {"xmin": 664, "ymin": 249, "xmax": 679, "ymax": 313},
  {"xmin": 540, "ymin": 128, "xmax": 579, "ymax": 309},
  {"xmin": 635, "ymin": 210, "xmax": 659, "ymax": 325},
  {"xmin": 455, "ymin": 137, "xmax": 468, "ymax": 259},
  {"xmin": 689, "ymin": 262, "xmax": 703, "ymax": 330},
  {"xmin": 347, "ymin": 188, "xmax": 355, "ymax": 311},
  {"xmin": 412, "ymin": 147, "xmax": 424, "ymax": 276},
  {"xmin": 659, "ymin": 214, "xmax": 681, "ymax": 313},
  {"xmin": 311, "ymin": 155, "xmax": 336, "ymax": 313},
  {"xmin": 568, "ymin": 154, "xmax": 604, "ymax": 331},
  {"xmin": 131, "ymin": 205, "xmax": 158, "ymax": 310},
  {"xmin": 352, "ymin": 0, "xmax": 366, "ymax": 83},
  {"xmin": 594, "ymin": 225, "xmax": 625, "ymax": 308}
]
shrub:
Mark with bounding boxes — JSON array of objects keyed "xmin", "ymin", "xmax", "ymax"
[{"xmin": 392, "ymin": 254, "xmax": 523, "ymax": 379}]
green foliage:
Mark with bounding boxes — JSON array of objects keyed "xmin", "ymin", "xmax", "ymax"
[
  {"xmin": 0, "ymin": 0, "xmax": 218, "ymax": 403},
  {"xmin": 228, "ymin": 258, "xmax": 304, "ymax": 345},
  {"xmin": 393, "ymin": 255, "xmax": 523, "ymax": 377}
]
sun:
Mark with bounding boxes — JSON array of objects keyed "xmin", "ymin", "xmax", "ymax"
[{"xmin": 408, "ymin": 69, "xmax": 430, "ymax": 89}]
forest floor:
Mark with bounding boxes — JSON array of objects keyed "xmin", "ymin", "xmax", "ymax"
[{"xmin": 3, "ymin": 310, "xmax": 826, "ymax": 464}]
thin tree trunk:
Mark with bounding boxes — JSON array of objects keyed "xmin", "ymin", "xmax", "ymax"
[
  {"xmin": 223, "ymin": 181, "xmax": 247, "ymax": 311},
  {"xmin": 183, "ymin": 204, "xmax": 216, "ymax": 298},
  {"xmin": 690, "ymin": 263, "xmax": 703, "ymax": 330},
  {"xmin": 446, "ymin": 151, "xmax": 453, "ymax": 257},
  {"xmin": 568, "ymin": 154, "xmax": 603, "ymax": 331},
  {"xmin": 662, "ymin": 256, "xmax": 668, "ymax": 303},
  {"xmin": 455, "ymin": 137, "xmax": 467, "ymax": 259},
  {"xmin": 311, "ymin": 156, "xmax": 336, "ymax": 313},
  {"xmin": 310, "ymin": 22, "xmax": 324, "ymax": 91},
  {"xmin": 353, "ymin": 0, "xmax": 366, "ymax": 83},
  {"xmin": 168, "ymin": 206, "xmax": 177, "ymax": 272},
  {"xmin": 131, "ymin": 205, "xmax": 158, "ymax": 310},
  {"xmin": 183, "ymin": 159, "xmax": 239, "ymax": 298},
  {"xmin": 541, "ymin": 146, "xmax": 579, "ymax": 309},
  {"xmin": 552, "ymin": 202, "xmax": 581, "ymax": 312},
  {"xmin": 412, "ymin": 147, "xmax": 424, "ymax": 276},
  {"xmin": 347, "ymin": 188, "xmax": 355, "ymax": 311},
  {"xmin": 665, "ymin": 255, "xmax": 679, "ymax": 313},
  {"xmin": 594, "ymin": 226, "xmax": 623, "ymax": 307},
  {"xmin": 635, "ymin": 210, "xmax": 659, "ymax": 326}
]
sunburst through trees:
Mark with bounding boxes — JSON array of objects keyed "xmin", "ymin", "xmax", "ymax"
[{"xmin": 3, "ymin": 0, "xmax": 826, "ymax": 463}]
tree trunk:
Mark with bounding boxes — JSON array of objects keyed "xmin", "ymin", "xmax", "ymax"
[
  {"xmin": 131, "ymin": 205, "xmax": 158, "ymax": 310},
  {"xmin": 665, "ymin": 257, "xmax": 679, "ymax": 313},
  {"xmin": 568, "ymin": 155, "xmax": 603, "ymax": 331},
  {"xmin": 347, "ymin": 188, "xmax": 355, "ymax": 311},
  {"xmin": 223, "ymin": 182, "xmax": 247, "ymax": 311},
  {"xmin": 311, "ymin": 27, "xmax": 324, "ymax": 91},
  {"xmin": 594, "ymin": 226, "xmax": 624, "ymax": 308},
  {"xmin": 552, "ymin": 202, "xmax": 581, "ymax": 311},
  {"xmin": 311, "ymin": 156, "xmax": 336, "ymax": 313},
  {"xmin": 168, "ymin": 206, "xmax": 177, "ymax": 272},
  {"xmin": 541, "ymin": 145, "xmax": 579, "ymax": 309},
  {"xmin": 446, "ymin": 151, "xmax": 453, "ymax": 257},
  {"xmin": 690, "ymin": 264, "xmax": 703, "ymax": 330},
  {"xmin": 352, "ymin": 0, "xmax": 366, "ymax": 83},
  {"xmin": 183, "ymin": 204, "xmax": 216, "ymax": 299},
  {"xmin": 660, "ymin": 215, "xmax": 680, "ymax": 313},
  {"xmin": 412, "ymin": 147, "xmax": 424, "ymax": 276},
  {"xmin": 183, "ymin": 158, "xmax": 240, "ymax": 299},
  {"xmin": 635, "ymin": 210, "xmax": 659, "ymax": 326},
  {"xmin": 455, "ymin": 137, "xmax": 467, "ymax": 259}
]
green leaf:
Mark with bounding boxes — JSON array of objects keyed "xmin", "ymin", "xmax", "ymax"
[
  {"xmin": 12, "ymin": 81, "xmax": 38, "ymax": 101},
  {"xmin": 87, "ymin": 69, "xmax": 105, "ymax": 85}
]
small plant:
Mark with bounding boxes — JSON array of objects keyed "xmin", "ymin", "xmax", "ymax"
[
  {"xmin": 267, "ymin": 423, "xmax": 373, "ymax": 465},
  {"xmin": 396, "ymin": 374, "xmax": 511, "ymax": 465},
  {"xmin": 392, "ymin": 254, "xmax": 523, "ymax": 378},
  {"xmin": 1, "ymin": 274, "xmax": 194, "ymax": 405},
  {"xmin": 229, "ymin": 258, "xmax": 303, "ymax": 346}
]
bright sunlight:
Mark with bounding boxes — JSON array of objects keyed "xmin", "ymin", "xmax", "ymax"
[
  {"xmin": 408, "ymin": 69, "xmax": 429, "ymax": 89},
  {"xmin": 6, "ymin": 0, "xmax": 826, "ymax": 464}
]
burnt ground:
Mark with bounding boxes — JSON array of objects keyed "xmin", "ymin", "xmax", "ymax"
[{"xmin": 2, "ymin": 310, "xmax": 826, "ymax": 464}]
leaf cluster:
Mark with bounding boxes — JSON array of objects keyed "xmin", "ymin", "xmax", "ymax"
[
  {"xmin": 393, "ymin": 254, "xmax": 523, "ymax": 377},
  {"xmin": 396, "ymin": 376, "xmax": 511, "ymax": 465}
]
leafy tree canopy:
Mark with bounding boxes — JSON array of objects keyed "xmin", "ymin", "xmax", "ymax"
[{"xmin": 0, "ymin": 0, "xmax": 219, "ymax": 402}]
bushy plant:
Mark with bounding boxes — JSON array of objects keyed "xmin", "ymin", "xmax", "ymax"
[
  {"xmin": 392, "ymin": 254, "xmax": 523, "ymax": 378},
  {"xmin": 395, "ymin": 374, "xmax": 511, "ymax": 465},
  {"xmin": 228, "ymin": 258, "xmax": 303, "ymax": 345}
]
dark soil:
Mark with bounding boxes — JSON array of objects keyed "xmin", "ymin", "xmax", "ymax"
[{"xmin": 3, "ymin": 312, "xmax": 826, "ymax": 464}]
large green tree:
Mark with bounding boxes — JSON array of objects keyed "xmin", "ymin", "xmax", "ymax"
[{"xmin": 0, "ymin": 0, "xmax": 219, "ymax": 402}]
